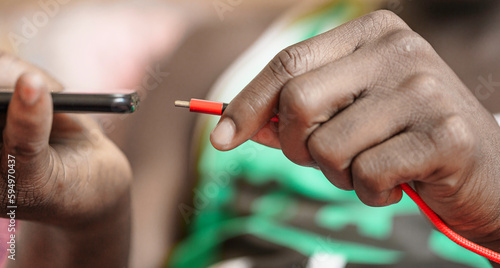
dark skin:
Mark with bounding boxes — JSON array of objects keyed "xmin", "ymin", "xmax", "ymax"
[
  {"xmin": 0, "ymin": 54, "xmax": 132, "ymax": 267},
  {"xmin": 0, "ymin": 5, "xmax": 287, "ymax": 267},
  {"xmin": 211, "ymin": 6, "xmax": 500, "ymax": 268},
  {"xmin": 1, "ymin": 0, "xmax": 499, "ymax": 267},
  {"xmin": 397, "ymin": 0, "xmax": 500, "ymax": 114}
]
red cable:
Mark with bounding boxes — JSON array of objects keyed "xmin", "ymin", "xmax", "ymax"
[
  {"xmin": 400, "ymin": 183, "xmax": 500, "ymax": 264},
  {"xmin": 177, "ymin": 99, "xmax": 500, "ymax": 263},
  {"xmin": 189, "ymin": 99, "xmax": 225, "ymax": 115},
  {"xmin": 180, "ymin": 99, "xmax": 280, "ymax": 122}
]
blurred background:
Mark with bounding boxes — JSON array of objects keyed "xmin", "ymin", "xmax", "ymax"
[
  {"xmin": 2, "ymin": 1, "xmax": 498, "ymax": 267},
  {"xmin": 0, "ymin": 0, "xmax": 300, "ymax": 267}
]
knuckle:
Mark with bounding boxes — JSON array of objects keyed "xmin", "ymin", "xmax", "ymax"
[
  {"xmin": 352, "ymin": 155, "xmax": 385, "ymax": 194},
  {"xmin": 308, "ymin": 130, "xmax": 349, "ymax": 173},
  {"xmin": 358, "ymin": 10, "xmax": 407, "ymax": 39},
  {"xmin": 280, "ymin": 77, "xmax": 315, "ymax": 122},
  {"xmin": 404, "ymin": 73, "xmax": 442, "ymax": 101},
  {"xmin": 385, "ymin": 29, "xmax": 434, "ymax": 58},
  {"xmin": 269, "ymin": 44, "xmax": 312, "ymax": 82},
  {"xmin": 411, "ymin": 72, "xmax": 440, "ymax": 88},
  {"xmin": 369, "ymin": 9, "xmax": 402, "ymax": 22},
  {"xmin": 437, "ymin": 115, "xmax": 475, "ymax": 155}
]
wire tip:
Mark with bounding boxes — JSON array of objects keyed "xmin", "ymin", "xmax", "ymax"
[{"xmin": 175, "ymin": 100, "xmax": 190, "ymax": 108}]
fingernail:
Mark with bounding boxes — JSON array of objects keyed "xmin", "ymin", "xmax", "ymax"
[
  {"xmin": 19, "ymin": 74, "xmax": 44, "ymax": 106},
  {"xmin": 211, "ymin": 118, "xmax": 236, "ymax": 149}
]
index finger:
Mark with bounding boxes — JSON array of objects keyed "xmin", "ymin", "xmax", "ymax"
[{"xmin": 210, "ymin": 10, "xmax": 408, "ymax": 151}]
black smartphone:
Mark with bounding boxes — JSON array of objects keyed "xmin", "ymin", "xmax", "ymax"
[{"xmin": 0, "ymin": 92, "xmax": 140, "ymax": 113}]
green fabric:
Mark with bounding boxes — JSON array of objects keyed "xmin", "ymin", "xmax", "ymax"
[
  {"xmin": 429, "ymin": 231, "xmax": 492, "ymax": 268},
  {"xmin": 167, "ymin": 1, "xmax": 493, "ymax": 267}
]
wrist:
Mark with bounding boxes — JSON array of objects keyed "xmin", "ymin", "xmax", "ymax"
[
  {"xmin": 9, "ymin": 191, "xmax": 131, "ymax": 268},
  {"xmin": 58, "ymin": 191, "xmax": 132, "ymax": 267},
  {"xmin": 472, "ymin": 217, "xmax": 500, "ymax": 266}
]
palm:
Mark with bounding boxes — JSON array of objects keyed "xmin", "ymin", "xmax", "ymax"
[{"xmin": 0, "ymin": 54, "xmax": 131, "ymax": 227}]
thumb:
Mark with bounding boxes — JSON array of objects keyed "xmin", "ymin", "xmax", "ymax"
[
  {"xmin": 209, "ymin": 31, "xmax": 342, "ymax": 151},
  {"xmin": 3, "ymin": 73, "xmax": 53, "ymax": 160},
  {"xmin": 209, "ymin": 49, "xmax": 295, "ymax": 151}
]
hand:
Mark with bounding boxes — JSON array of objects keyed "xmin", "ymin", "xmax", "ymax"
[
  {"xmin": 0, "ymin": 52, "xmax": 132, "ymax": 267},
  {"xmin": 210, "ymin": 10, "xmax": 500, "ymax": 253}
]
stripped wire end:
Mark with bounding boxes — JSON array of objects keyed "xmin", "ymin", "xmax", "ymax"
[{"xmin": 174, "ymin": 100, "xmax": 190, "ymax": 108}]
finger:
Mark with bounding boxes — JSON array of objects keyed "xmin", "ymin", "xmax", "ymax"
[
  {"xmin": 0, "ymin": 51, "xmax": 63, "ymax": 91},
  {"xmin": 278, "ymin": 25, "xmax": 438, "ymax": 166},
  {"xmin": 304, "ymin": 73, "xmax": 438, "ymax": 189},
  {"xmin": 210, "ymin": 10, "xmax": 408, "ymax": 151},
  {"xmin": 277, "ymin": 22, "xmax": 437, "ymax": 166},
  {"xmin": 276, "ymin": 43, "xmax": 393, "ymax": 167},
  {"xmin": 350, "ymin": 115, "xmax": 474, "ymax": 208},
  {"xmin": 2, "ymin": 73, "xmax": 53, "ymax": 162},
  {"xmin": 305, "ymin": 93, "xmax": 409, "ymax": 190}
]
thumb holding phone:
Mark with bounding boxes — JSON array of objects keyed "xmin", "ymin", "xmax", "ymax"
[{"xmin": 0, "ymin": 52, "xmax": 132, "ymax": 267}]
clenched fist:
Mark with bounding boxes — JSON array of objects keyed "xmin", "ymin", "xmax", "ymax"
[{"xmin": 210, "ymin": 10, "xmax": 500, "ymax": 257}]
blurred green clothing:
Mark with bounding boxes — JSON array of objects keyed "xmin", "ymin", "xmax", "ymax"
[{"xmin": 167, "ymin": 1, "xmax": 492, "ymax": 267}]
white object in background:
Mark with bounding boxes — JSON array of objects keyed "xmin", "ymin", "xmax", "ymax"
[
  {"xmin": 209, "ymin": 257, "xmax": 253, "ymax": 268},
  {"xmin": 306, "ymin": 252, "xmax": 347, "ymax": 268}
]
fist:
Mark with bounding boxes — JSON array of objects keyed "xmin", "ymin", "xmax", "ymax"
[{"xmin": 211, "ymin": 11, "xmax": 500, "ymax": 251}]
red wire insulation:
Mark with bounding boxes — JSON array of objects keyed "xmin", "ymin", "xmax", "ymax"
[
  {"xmin": 188, "ymin": 99, "xmax": 279, "ymax": 121},
  {"xmin": 190, "ymin": 99, "xmax": 224, "ymax": 115},
  {"xmin": 400, "ymin": 183, "xmax": 500, "ymax": 264},
  {"xmin": 179, "ymin": 99, "xmax": 500, "ymax": 263}
]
